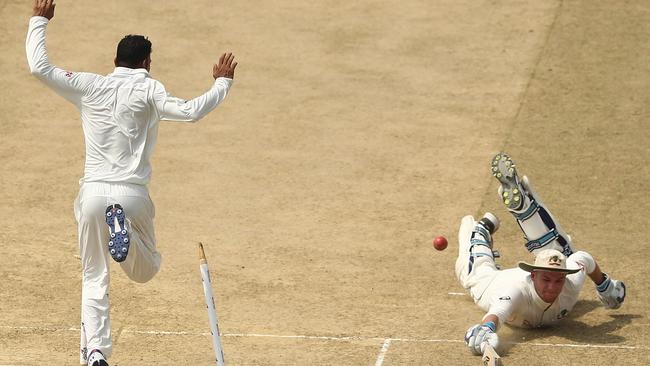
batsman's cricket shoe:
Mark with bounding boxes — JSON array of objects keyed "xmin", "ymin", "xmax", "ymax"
[
  {"xmin": 491, "ymin": 152, "xmax": 525, "ymax": 211},
  {"xmin": 105, "ymin": 204, "xmax": 130, "ymax": 262},
  {"xmin": 87, "ymin": 349, "xmax": 108, "ymax": 366}
]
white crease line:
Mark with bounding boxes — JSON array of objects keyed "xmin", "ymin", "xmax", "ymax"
[
  {"xmin": 2, "ymin": 325, "xmax": 649, "ymax": 351},
  {"xmin": 128, "ymin": 329, "xmax": 204, "ymax": 336},
  {"xmin": 222, "ymin": 333, "xmax": 380, "ymax": 341},
  {"xmin": 448, "ymin": 292, "xmax": 466, "ymax": 296},
  {"xmin": 0, "ymin": 325, "xmax": 79, "ymax": 332},
  {"xmin": 374, "ymin": 338, "xmax": 392, "ymax": 366},
  {"xmin": 522, "ymin": 342, "xmax": 642, "ymax": 350},
  {"xmin": 390, "ymin": 338, "xmax": 463, "ymax": 343}
]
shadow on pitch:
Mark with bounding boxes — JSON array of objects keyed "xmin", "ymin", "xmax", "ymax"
[{"xmin": 498, "ymin": 300, "xmax": 642, "ymax": 355}]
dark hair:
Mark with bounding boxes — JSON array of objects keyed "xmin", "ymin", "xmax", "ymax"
[{"xmin": 115, "ymin": 35, "xmax": 152, "ymax": 68}]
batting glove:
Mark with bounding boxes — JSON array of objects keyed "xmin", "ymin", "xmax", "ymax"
[
  {"xmin": 596, "ymin": 273, "xmax": 626, "ymax": 309},
  {"xmin": 464, "ymin": 322, "xmax": 499, "ymax": 355}
]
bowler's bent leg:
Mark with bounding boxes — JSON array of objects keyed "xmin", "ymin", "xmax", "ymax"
[{"xmin": 115, "ymin": 194, "xmax": 161, "ymax": 283}]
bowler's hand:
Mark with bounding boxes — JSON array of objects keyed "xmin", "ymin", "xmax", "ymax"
[
  {"xmin": 213, "ymin": 53, "xmax": 237, "ymax": 79},
  {"xmin": 33, "ymin": 0, "xmax": 56, "ymax": 20}
]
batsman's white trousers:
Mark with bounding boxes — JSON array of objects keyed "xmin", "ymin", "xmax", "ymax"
[{"xmin": 74, "ymin": 182, "xmax": 161, "ymax": 363}]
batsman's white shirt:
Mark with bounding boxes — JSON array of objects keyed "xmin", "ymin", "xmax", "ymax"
[
  {"xmin": 477, "ymin": 251, "xmax": 596, "ymax": 328},
  {"xmin": 26, "ymin": 16, "xmax": 233, "ymax": 185},
  {"xmin": 26, "ymin": 15, "xmax": 233, "ymax": 362}
]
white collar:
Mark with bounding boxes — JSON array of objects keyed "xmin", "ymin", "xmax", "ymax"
[{"xmin": 110, "ymin": 67, "xmax": 150, "ymax": 76}]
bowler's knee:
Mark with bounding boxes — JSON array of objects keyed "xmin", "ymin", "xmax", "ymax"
[{"xmin": 126, "ymin": 260, "xmax": 161, "ymax": 283}]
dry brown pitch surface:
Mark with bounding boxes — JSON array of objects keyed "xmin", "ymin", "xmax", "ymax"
[{"xmin": 1, "ymin": 0, "xmax": 649, "ymax": 365}]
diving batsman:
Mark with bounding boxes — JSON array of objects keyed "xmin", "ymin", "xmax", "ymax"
[{"xmin": 456, "ymin": 153, "xmax": 626, "ymax": 355}]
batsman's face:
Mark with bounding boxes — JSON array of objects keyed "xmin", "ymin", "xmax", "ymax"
[{"xmin": 531, "ymin": 271, "xmax": 567, "ymax": 303}]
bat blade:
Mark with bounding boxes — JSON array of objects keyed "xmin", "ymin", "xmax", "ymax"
[{"xmin": 481, "ymin": 344, "xmax": 501, "ymax": 366}]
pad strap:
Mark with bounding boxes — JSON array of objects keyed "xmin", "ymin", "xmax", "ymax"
[
  {"xmin": 470, "ymin": 238, "xmax": 491, "ymax": 247},
  {"xmin": 525, "ymin": 228, "xmax": 559, "ymax": 252},
  {"xmin": 474, "ymin": 225, "xmax": 491, "ymax": 241},
  {"xmin": 467, "ymin": 224, "xmax": 495, "ymax": 273},
  {"xmin": 514, "ymin": 197, "xmax": 539, "ymax": 221}
]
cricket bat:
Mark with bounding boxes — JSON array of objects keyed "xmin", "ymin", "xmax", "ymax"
[{"xmin": 482, "ymin": 344, "xmax": 501, "ymax": 366}]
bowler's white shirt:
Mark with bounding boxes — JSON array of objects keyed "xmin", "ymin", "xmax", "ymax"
[
  {"xmin": 26, "ymin": 16, "xmax": 233, "ymax": 185},
  {"xmin": 482, "ymin": 251, "xmax": 596, "ymax": 328}
]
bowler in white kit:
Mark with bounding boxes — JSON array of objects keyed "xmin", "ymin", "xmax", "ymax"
[
  {"xmin": 457, "ymin": 153, "xmax": 626, "ymax": 355},
  {"xmin": 26, "ymin": 1, "xmax": 237, "ymax": 365}
]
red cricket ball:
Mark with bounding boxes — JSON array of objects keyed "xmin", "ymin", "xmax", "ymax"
[{"xmin": 433, "ymin": 236, "xmax": 448, "ymax": 251}]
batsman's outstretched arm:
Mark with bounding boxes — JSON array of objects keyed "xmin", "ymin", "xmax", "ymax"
[
  {"xmin": 465, "ymin": 288, "xmax": 523, "ymax": 356},
  {"xmin": 569, "ymin": 251, "xmax": 626, "ymax": 309},
  {"xmin": 465, "ymin": 314, "xmax": 500, "ymax": 355},
  {"xmin": 155, "ymin": 53, "xmax": 237, "ymax": 122},
  {"xmin": 588, "ymin": 261, "xmax": 606, "ymax": 285},
  {"xmin": 590, "ymin": 261, "xmax": 626, "ymax": 309},
  {"xmin": 481, "ymin": 314, "xmax": 500, "ymax": 328}
]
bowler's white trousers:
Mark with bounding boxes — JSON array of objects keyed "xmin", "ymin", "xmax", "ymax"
[{"xmin": 74, "ymin": 182, "xmax": 161, "ymax": 363}]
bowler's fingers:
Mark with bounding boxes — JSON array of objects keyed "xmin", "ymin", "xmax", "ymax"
[
  {"xmin": 34, "ymin": 0, "xmax": 54, "ymax": 13},
  {"xmin": 218, "ymin": 53, "xmax": 226, "ymax": 66},
  {"xmin": 219, "ymin": 53, "xmax": 235, "ymax": 70},
  {"xmin": 222, "ymin": 53, "xmax": 232, "ymax": 67},
  {"xmin": 34, "ymin": 0, "xmax": 46, "ymax": 16}
]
